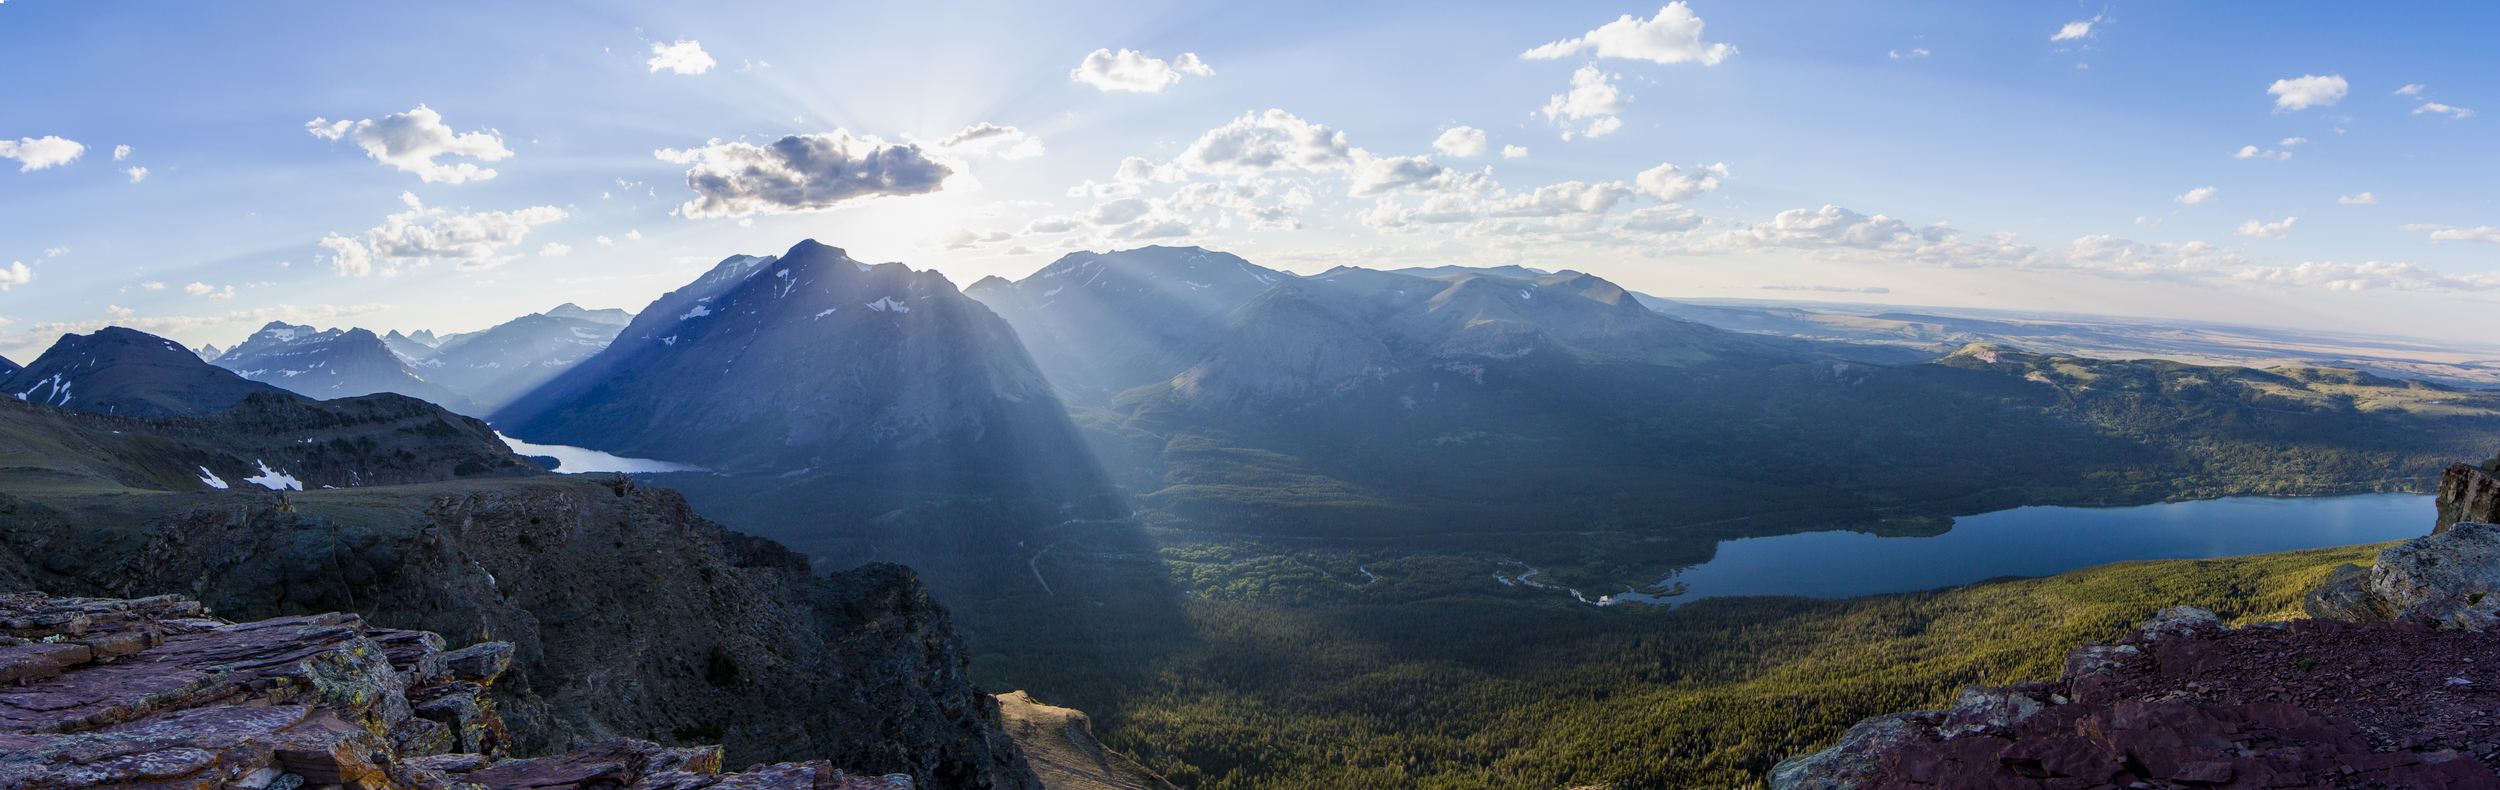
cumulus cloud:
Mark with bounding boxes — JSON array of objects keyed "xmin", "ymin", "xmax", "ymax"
[
  {"xmin": 0, "ymin": 262, "xmax": 29, "ymax": 290},
  {"xmin": 1635, "ymin": 162, "xmax": 1726, "ymax": 202},
  {"xmin": 1348, "ymin": 155, "xmax": 1489, "ymax": 197},
  {"xmin": 140, "ymin": 281, "xmax": 165, "ymax": 290},
  {"xmin": 539, "ymin": 243, "xmax": 571, "ymax": 257},
  {"xmin": 2397, "ymin": 84, "xmax": 2426, "ymax": 96},
  {"xmin": 184, "ymin": 282, "xmax": 235, "ymax": 300},
  {"xmin": 1542, "ymin": 65, "xmax": 1630, "ymax": 138},
  {"xmin": 1433, "ymin": 127, "xmax": 1489, "ymax": 157},
  {"xmin": 2232, "ymin": 261, "xmax": 2500, "ymax": 291},
  {"xmin": 2233, "ymin": 217, "xmax": 2297, "ymax": 238},
  {"xmin": 0, "ymin": 136, "xmax": 85, "ymax": 171},
  {"xmin": 2051, "ymin": 16, "xmax": 2101, "ymax": 41},
  {"xmin": 2407, "ymin": 225, "xmax": 2500, "ymax": 243},
  {"xmin": 306, "ymin": 106, "xmax": 513, "ymax": 184},
  {"xmin": 1522, "ymin": 3, "xmax": 1735, "ymax": 65},
  {"xmin": 2339, "ymin": 192, "xmax": 2378, "ymax": 205},
  {"xmin": 112, "ymin": 145, "xmax": 130, "ymax": 161},
  {"xmin": 647, "ymin": 39, "xmax": 716, "ymax": 74},
  {"xmin": 1485, "ymin": 181, "xmax": 1638, "ymax": 218},
  {"xmin": 123, "ymin": 167, "xmax": 147, "ymax": 183},
  {"xmin": 935, "ymin": 123, "xmax": 1045, "ymax": 159},
  {"xmin": 596, "ymin": 235, "xmax": 614, "ymax": 246},
  {"xmin": 317, "ymin": 192, "xmax": 566, "ymax": 276},
  {"xmin": 1070, "ymin": 48, "xmax": 1213, "ymax": 93},
  {"xmin": 2233, "ymin": 145, "xmax": 2291, "ymax": 161},
  {"xmin": 1620, "ymin": 205, "xmax": 1706, "ymax": 232},
  {"xmin": 2267, "ymin": 74, "xmax": 2348, "ymax": 112},
  {"xmin": 656, "ymin": 131, "xmax": 953, "ymax": 218},
  {"xmin": 1172, "ymin": 110, "xmax": 1354, "ymax": 176},
  {"xmin": 1501, "ymin": 145, "xmax": 1528, "ymax": 158},
  {"xmin": 2416, "ymin": 102, "xmax": 2475, "ymax": 118},
  {"xmin": 2175, "ymin": 186, "xmax": 2219, "ymax": 205}
]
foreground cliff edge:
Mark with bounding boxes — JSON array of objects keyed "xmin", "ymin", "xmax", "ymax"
[
  {"xmin": 0, "ymin": 591, "xmax": 917, "ymax": 789},
  {"xmin": 1772, "ymin": 458, "xmax": 2500, "ymax": 790}
]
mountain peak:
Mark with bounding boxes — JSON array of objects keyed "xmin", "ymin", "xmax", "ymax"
[{"xmin": 1, "ymin": 325, "xmax": 294, "ymax": 417}]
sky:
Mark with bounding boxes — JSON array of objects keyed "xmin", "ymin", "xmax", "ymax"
[{"xmin": 2, "ymin": 0, "xmax": 2496, "ymax": 361}]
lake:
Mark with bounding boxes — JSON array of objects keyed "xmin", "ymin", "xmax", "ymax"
[{"xmin": 1611, "ymin": 493, "xmax": 2432, "ymax": 604}]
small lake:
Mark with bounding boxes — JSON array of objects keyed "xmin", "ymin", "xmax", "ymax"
[{"xmin": 1613, "ymin": 494, "xmax": 2431, "ymax": 604}]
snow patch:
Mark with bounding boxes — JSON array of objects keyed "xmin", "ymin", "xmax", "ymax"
[
  {"xmin": 677, "ymin": 304, "xmax": 712, "ymax": 321},
  {"xmin": 1518, "ymin": 289, "xmax": 1533, "ymax": 299},
  {"xmin": 814, "ymin": 308, "xmax": 839, "ymax": 319},
  {"xmin": 243, "ymin": 460, "xmax": 302, "ymax": 491},
  {"xmin": 865, "ymin": 296, "xmax": 910, "ymax": 313},
  {"xmin": 197, "ymin": 467, "xmax": 229, "ymax": 489}
]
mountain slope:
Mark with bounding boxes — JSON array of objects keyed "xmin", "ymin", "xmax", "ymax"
[
  {"xmin": 495, "ymin": 253, "xmax": 780, "ymax": 423},
  {"xmin": 212, "ymin": 322, "xmax": 490, "ymax": 414},
  {"xmin": 422, "ymin": 310, "xmax": 628, "ymax": 406},
  {"xmin": 0, "ymin": 354, "xmax": 17, "ymax": 378},
  {"xmin": 965, "ymin": 246, "xmax": 1292, "ymax": 403},
  {"xmin": 0, "ymin": 326, "xmax": 294, "ymax": 418}
]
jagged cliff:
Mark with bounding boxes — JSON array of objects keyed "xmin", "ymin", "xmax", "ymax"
[
  {"xmin": 0, "ymin": 591, "xmax": 919, "ymax": 790},
  {"xmin": 0, "ymin": 477, "xmax": 1038, "ymax": 789}
]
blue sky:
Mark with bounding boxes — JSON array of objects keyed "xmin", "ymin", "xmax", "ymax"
[{"xmin": 2, "ymin": 0, "xmax": 2494, "ymax": 360}]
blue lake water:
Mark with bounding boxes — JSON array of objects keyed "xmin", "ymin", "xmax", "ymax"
[{"xmin": 1615, "ymin": 493, "xmax": 2432, "ymax": 604}]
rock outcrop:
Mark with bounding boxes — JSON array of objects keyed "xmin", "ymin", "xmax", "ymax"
[
  {"xmin": 0, "ymin": 591, "xmax": 915, "ymax": 790},
  {"xmin": 2304, "ymin": 522, "xmax": 2500, "ymax": 627},
  {"xmin": 1772, "ymin": 607, "xmax": 2500, "ymax": 789},
  {"xmin": 2436, "ymin": 459, "xmax": 2500, "ymax": 533},
  {"xmin": 0, "ymin": 477, "xmax": 1038, "ymax": 789}
]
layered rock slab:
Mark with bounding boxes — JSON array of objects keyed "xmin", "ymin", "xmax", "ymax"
[{"xmin": 1774, "ymin": 607, "xmax": 2500, "ymax": 789}]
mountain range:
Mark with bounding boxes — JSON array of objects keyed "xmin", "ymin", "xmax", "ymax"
[
  {"xmin": 4, "ymin": 326, "xmax": 295, "ymax": 418},
  {"xmin": 210, "ymin": 322, "xmax": 490, "ymax": 412}
]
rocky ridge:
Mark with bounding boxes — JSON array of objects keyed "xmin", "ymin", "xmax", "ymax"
[
  {"xmin": 1773, "ymin": 475, "xmax": 2500, "ymax": 790},
  {"xmin": 0, "ymin": 590, "xmax": 915, "ymax": 790},
  {"xmin": 1, "ymin": 327, "xmax": 293, "ymax": 419},
  {"xmin": 0, "ymin": 389, "xmax": 539, "ymax": 495}
]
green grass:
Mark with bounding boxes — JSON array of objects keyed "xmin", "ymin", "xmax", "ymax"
[{"xmin": 974, "ymin": 540, "xmax": 2390, "ymax": 790}]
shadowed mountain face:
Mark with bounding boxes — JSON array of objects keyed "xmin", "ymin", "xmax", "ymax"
[
  {"xmin": 499, "ymin": 240, "xmax": 1109, "ymax": 495},
  {"xmin": 213, "ymin": 322, "xmax": 490, "ymax": 414},
  {"xmin": 0, "ymin": 327, "xmax": 294, "ymax": 418},
  {"xmin": 964, "ymin": 246, "xmax": 1292, "ymax": 403},
  {"xmin": 0, "ymin": 355, "xmax": 17, "ymax": 378},
  {"xmin": 0, "ymin": 390, "xmax": 541, "ymax": 495},
  {"xmin": 416, "ymin": 310, "xmax": 629, "ymax": 407}
]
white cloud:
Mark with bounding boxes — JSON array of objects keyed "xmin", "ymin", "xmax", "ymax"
[
  {"xmin": 123, "ymin": 166, "xmax": 147, "ymax": 183},
  {"xmin": 1172, "ymin": 110, "xmax": 1354, "ymax": 176},
  {"xmin": 1433, "ymin": 127, "xmax": 1488, "ymax": 158},
  {"xmin": 2338, "ymin": 192, "xmax": 2377, "ymax": 205},
  {"xmin": 2416, "ymin": 102, "xmax": 2475, "ymax": 118},
  {"xmin": 2407, "ymin": 225, "xmax": 2500, "ymax": 243},
  {"xmin": 1585, "ymin": 116, "xmax": 1625, "ymax": 138},
  {"xmin": 539, "ymin": 242, "xmax": 571, "ymax": 257},
  {"xmin": 2175, "ymin": 186, "xmax": 2219, "ymax": 205},
  {"xmin": 1522, "ymin": 3, "xmax": 1736, "ymax": 65},
  {"xmin": 0, "ymin": 262, "xmax": 29, "ymax": 290},
  {"xmin": 318, "ymin": 192, "xmax": 566, "ymax": 276},
  {"xmin": 1485, "ymin": 181, "xmax": 1638, "ymax": 218},
  {"xmin": 625, "ymin": 229, "xmax": 642, "ymax": 241},
  {"xmin": 2267, "ymin": 74, "xmax": 2348, "ymax": 112},
  {"xmin": 2232, "ymin": 261, "xmax": 2500, "ymax": 291},
  {"xmin": 22, "ymin": 304, "xmax": 390, "ymax": 339},
  {"xmin": 1070, "ymin": 48, "xmax": 1213, "ymax": 93},
  {"xmin": 656, "ymin": 131, "xmax": 954, "ymax": 218},
  {"xmin": 1889, "ymin": 48, "xmax": 1930, "ymax": 59},
  {"xmin": 2135, "ymin": 216, "xmax": 2165, "ymax": 229},
  {"xmin": 2051, "ymin": 16, "xmax": 2100, "ymax": 41},
  {"xmin": 306, "ymin": 105, "xmax": 513, "ymax": 184},
  {"xmin": 1620, "ymin": 205, "xmax": 1706, "ymax": 232},
  {"xmin": 183, "ymin": 282, "xmax": 235, "ymax": 300},
  {"xmin": 0, "ymin": 136, "xmax": 85, "ymax": 172},
  {"xmin": 1501, "ymin": 145, "xmax": 1528, "ymax": 158},
  {"xmin": 1349, "ymin": 155, "xmax": 1490, "ymax": 198},
  {"xmin": 939, "ymin": 229, "xmax": 1014, "ymax": 250},
  {"xmin": 935, "ymin": 123, "xmax": 1044, "ymax": 160},
  {"xmin": 2280, "ymin": 137, "xmax": 2309, "ymax": 146},
  {"xmin": 1635, "ymin": 162, "xmax": 1726, "ymax": 202},
  {"xmin": 112, "ymin": 145, "xmax": 130, "ymax": 161},
  {"xmin": 2233, "ymin": 145, "xmax": 2291, "ymax": 161},
  {"xmin": 140, "ymin": 281, "xmax": 165, "ymax": 290},
  {"xmin": 647, "ymin": 39, "xmax": 716, "ymax": 75},
  {"xmin": 2233, "ymin": 217, "xmax": 2297, "ymax": 238},
  {"xmin": 597, "ymin": 235, "xmax": 614, "ymax": 246},
  {"xmin": 2396, "ymin": 84, "xmax": 2426, "ymax": 96},
  {"xmin": 1541, "ymin": 65, "xmax": 1630, "ymax": 138}
]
